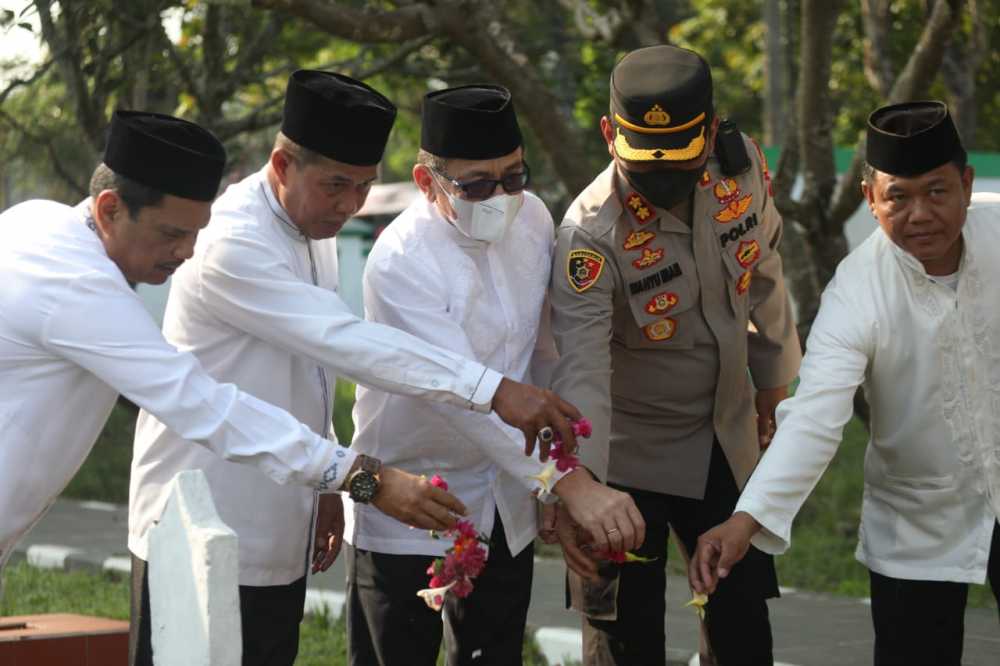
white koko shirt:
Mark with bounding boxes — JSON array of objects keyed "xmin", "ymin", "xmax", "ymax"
[
  {"xmin": 345, "ymin": 193, "xmax": 566, "ymax": 559},
  {"xmin": 737, "ymin": 193, "xmax": 1000, "ymax": 584},
  {"xmin": 129, "ymin": 169, "xmax": 502, "ymax": 586},
  {"xmin": 0, "ymin": 199, "xmax": 342, "ymax": 567}
]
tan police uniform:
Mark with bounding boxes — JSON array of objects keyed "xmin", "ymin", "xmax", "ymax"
[
  {"xmin": 550, "ymin": 136, "xmax": 801, "ymax": 499},
  {"xmin": 551, "ymin": 136, "xmax": 802, "ymax": 666}
]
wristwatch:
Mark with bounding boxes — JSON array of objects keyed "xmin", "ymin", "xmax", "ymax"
[{"xmin": 347, "ymin": 454, "xmax": 382, "ymax": 504}]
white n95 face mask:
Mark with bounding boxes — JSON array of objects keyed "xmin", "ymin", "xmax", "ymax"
[{"xmin": 441, "ymin": 189, "xmax": 524, "ymax": 243}]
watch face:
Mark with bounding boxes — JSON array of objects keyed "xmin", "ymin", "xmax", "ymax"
[{"xmin": 349, "ymin": 471, "xmax": 379, "ymax": 503}]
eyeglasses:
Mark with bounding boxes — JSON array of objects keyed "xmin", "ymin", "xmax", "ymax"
[{"xmin": 433, "ymin": 163, "xmax": 531, "ymax": 201}]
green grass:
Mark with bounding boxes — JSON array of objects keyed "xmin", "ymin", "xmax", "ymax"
[
  {"xmin": 0, "ymin": 563, "xmax": 559, "ymax": 665},
  {"xmin": 61, "ymin": 400, "xmax": 137, "ymax": 504},
  {"xmin": 1, "ymin": 561, "xmax": 130, "ymax": 619}
]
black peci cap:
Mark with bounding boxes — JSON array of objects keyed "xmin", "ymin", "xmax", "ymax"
[
  {"xmin": 420, "ymin": 85, "xmax": 523, "ymax": 160},
  {"xmin": 609, "ymin": 45, "xmax": 713, "ymax": 163},
  {"xmin": 866, "ymin": 101, "xmax": 966, "ymax": 177},
  {"xmin": 103, "ymin": 111, "xmax": 226, "ymax": 202},
  {"xmin": 281, "ymin": 70, "xmax": 397, "ymax": 166}
]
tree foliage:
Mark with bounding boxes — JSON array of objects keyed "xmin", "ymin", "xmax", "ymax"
[{"xmin": 2, "ymin": 1, "xmax": 998, "ymax": 376}]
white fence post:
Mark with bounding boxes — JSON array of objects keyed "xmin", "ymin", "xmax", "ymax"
[{"xmin": 148, "ymin": 470, "xmax": 241, "ymax": 666}]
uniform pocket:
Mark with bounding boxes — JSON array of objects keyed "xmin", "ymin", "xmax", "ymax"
[{"xmin": 615, "ymin": 237, "xmax": 696, "ymax": 350}]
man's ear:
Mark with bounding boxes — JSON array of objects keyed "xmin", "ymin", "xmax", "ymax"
[
  {"xmin": 270, "ymin": 148, "xmax": 293, "ymax": 186},
  {"xmin": 861, "ymin": 179, "xmax": 875, "ymax": 212},
  {"xmin": 412, "ymin": 164, "xmax": 436, "ymax": 202},
  {"xmin": 962, "ymin": 165, "xmax": 975, "ymax": 206},
  {"xmin": 599, "ymin": 116, "xmax": 615, "ymax": 157},
  {"xmin": 92, "ymin": 189, "xmax": 123, "ymax": 238}
]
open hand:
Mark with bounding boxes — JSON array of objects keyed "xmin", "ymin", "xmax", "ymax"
[
  {"xmin": 553, "ymin": 469, "xmax": 645, "ymax": 555},
  {"xmin": 312, "ymin": 493, "xmax": 344, "ymax": 573},
  {"xmin": 492, "ymin": 378, "xmax": 582, "ymax": 461},
  {"xmin": 688, "ymin": 512, "xmax": 760, "ymax": 595},
  {"xmin": 373, "ymin": 466, "xmax": 468, "ymax": 531}
]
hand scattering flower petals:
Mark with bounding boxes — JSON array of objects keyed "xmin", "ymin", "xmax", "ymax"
[
  {"xmin": 429, "ymin": 474, "xmax": 449, "ymax": 491},
  {"xmin": 527, "ymin": 417, "xmax": 592, "ymax": 488}
]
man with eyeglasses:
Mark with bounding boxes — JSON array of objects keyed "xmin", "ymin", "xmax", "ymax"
[
  {"xmin": 343, "ymin": 84, "xmax": 644, "ymax": 666},
  {"xmin": 127, "ymin": 72, "xmax": 586, "ymax": 666}
]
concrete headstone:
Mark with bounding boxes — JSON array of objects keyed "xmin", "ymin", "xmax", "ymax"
[{"xmin": 148, "ymin": 470, "xmax": 241, "ymax": 666}]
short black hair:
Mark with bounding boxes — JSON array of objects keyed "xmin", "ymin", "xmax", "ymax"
[
  {"xmin": 862, "ymin": 154, "xmax": 968, "ymax": 186},
  {"xmin": 89, "ymin": 163, "xmax": 166, "ymax": 219}
]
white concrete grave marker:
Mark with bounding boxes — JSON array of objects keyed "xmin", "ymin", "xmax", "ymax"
[{"xmin": 148, "ymin": 470, "xmax": 241, "ymax": 666}]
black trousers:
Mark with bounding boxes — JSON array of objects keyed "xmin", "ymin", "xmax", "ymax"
[
  {"xmin": 129, "ymin": 554, "xmax": 307, "ymax": 666},
  {"xmin": 583, "ymin": 442, "xmax": 778, "ymax": 666},
  {"xmin": 869, "ymin": 521, "xmax": 1000, "ymax": 666},
  {"xmin": 347, "ymin": 512, "xmax": 534, "ymax": 666}
]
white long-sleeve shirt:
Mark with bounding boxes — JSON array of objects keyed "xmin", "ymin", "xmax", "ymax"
[
  {"xmin": 0, "ymin": 199, "xmax": 343, "ymax": 562},
  {"xmin": 344, "ymin": 193, "xmax": 567, "ymax": 558},
  {"xmin": 128, "ymin": 168, "xmax": 504, "ymax": 585},
  {"xmin": 737, "ymin": 194, "xmax": 1000, "ymax": 584}
]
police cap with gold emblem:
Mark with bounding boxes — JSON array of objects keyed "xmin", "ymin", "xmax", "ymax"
[
  {"xmin": 421, "ymin": 85, "xmax": 522, "ymax": 160},
  {"xmin": 866, "ymin": 100, "xmax": 966, "ymax": 177},
  {"xmin": 104, "ymin": 110, "xmax": 226, "ymax": 202},
  {"xmin": 610, "ymin": 45, "xmax": 713, "ymax": 163},
  {"xmin": 281, "ymin": 69, "xmax": 397, "ymax": 166}
]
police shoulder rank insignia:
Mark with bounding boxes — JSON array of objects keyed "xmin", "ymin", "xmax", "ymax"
[
  {"xmin": 623, "ymin": 229, "xmax": 655, "ymax": 251},
  {"xmin": 713, "ymin": 178, "xmax": 753, "ymax": 223},
  {"xmin": 736, "ymin": 270, "xmax": 752, "ymax": 295},
  {"xmin": 625, "ymin": 191, "xmax": 655, "ymax": 225},
  {"xmin": 645, "ymin": 291, "xmax": 678, "ymax": 315},
  {"xmin": 567, "ymin": 248, "xmax": 606, "ymax": 293},
  {"xmin": 632, "ymin": 247, "xmax": 664, "ymax": 270},
  {"xmin": 644, "ymin": 318, "xmax": 677, "ymax": 341},
  {"xmin": 714, "ymin": 194, "xmax": 753, "ymax": 223},
  {"xmin": 713, "ymin": 178, "xmax": 740, "ymax": 203},
  {"xmin": 736, "ymin": 240, "xmax": 761, "ymax": 268}
]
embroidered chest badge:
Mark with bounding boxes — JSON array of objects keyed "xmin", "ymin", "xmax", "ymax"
[
  {"xmin": 623, "ymin": 229, "xmax": 655, "ymax": 251},
  {"xmin": 736, "ymin": 270, "xmax": 752, "ymax": 295},
  {"xmin": 567, "ymin": 248, "xmax": 606, "ymax": 293},
  {"xmin": 643, "ymin": 318, "xmax": 677, "ymax": 341},
  {"xmin": 625, "ymin": 191, "xmax": 655, "ymax": 225},
  {"xmin": 644, "ymin": 291, "xmax": 678, "ymax": 315},
  {"xmin": 633, "ymin": 247, "xmax": 665, "ymax": 270},
  {"xmin": 735, "ymin": 240, "xmax": 761, "ymax": 269},
  {"xmin": 713, "ymin": 178, "xmax": 753, "ymax": 223}
]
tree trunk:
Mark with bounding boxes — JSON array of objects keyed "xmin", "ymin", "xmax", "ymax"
[
  {"xmin": 941, "ymin": 0, "xmax": 987, "ymax": 146},
  {"xmin": 763, "ymin": 0, "xmax": 786, "ymax": 147}
]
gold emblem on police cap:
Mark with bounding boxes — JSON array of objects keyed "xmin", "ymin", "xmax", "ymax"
[{"xmin": 643, "ymin": 104, "xmax": 670, "ymax": 126}]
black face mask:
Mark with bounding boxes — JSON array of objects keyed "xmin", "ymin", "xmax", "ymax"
[{"xmin": 623, "ymin": 166, "xmax": 703, "ymax": 210}]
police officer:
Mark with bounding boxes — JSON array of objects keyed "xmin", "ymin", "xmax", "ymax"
[{"xmin": 548, "ymin": 45, "xmax": 802, "ymax": 665}]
